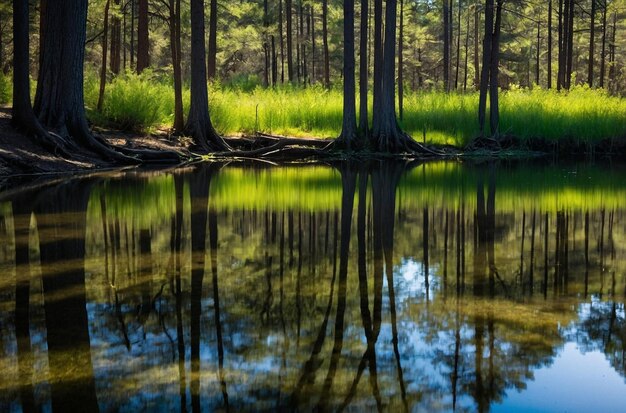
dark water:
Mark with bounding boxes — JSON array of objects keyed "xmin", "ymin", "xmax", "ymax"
[{"xmin": 0, "ymin": 161, "xmax": 625, "ymax": 412}]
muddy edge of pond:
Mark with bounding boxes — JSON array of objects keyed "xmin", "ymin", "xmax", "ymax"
[{"xmin": 1, "ymin": 107, "xmax": 625, "ymax": 180}]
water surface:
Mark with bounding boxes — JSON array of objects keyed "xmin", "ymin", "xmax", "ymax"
[{"xmin": 0, "ymin": 160, "xmax": 625, "ymax": 412}]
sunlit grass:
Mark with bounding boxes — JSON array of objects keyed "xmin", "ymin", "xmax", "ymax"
[
  {"xmin": 0, "ymin": 72, "xmax": 11, "ymax": 105},
  {"xmin": 84, "ymin": 73, "xmax": 626, "ymax": 146}
]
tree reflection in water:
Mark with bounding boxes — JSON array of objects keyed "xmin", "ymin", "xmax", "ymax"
[{"xmin": 1, "ymin": 161, "xmax": 626, "ymax": 412}]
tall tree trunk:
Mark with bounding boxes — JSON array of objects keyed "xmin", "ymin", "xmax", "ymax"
[
  {"xmin": 608, "ymin": 10, "xmax": 617, "ymax": 93},
  {"xmin": 300, "ymin": 0, "xmax": 306, "ymax": 84},
  {"xmin": 398, "ymin": 0, "xmax": 404, "ymax": 120},
  {"xmin": 443, "ymin": 0, "xmax": 450, "ymax": 91},
  {"xmin": 323, "ymin": 0, "xmax": 330, "ymax": 87},
  {"xmin": 287, "ymin": 0, "xmax": 294, "ymax": 82},
  {"xmin": 474, "ymin": 1, "xmax": 480, "ymax": 90},
  {"xmin": 548, "ymin": 0, "xmax": 552, "ymax": 88},
  {"xmin": 137, "ymin": 0, "xmax": 149, "ymax": 72},
  {"xmin": 536, "ymin": 21, "xmax": 540, "ymax": 85},
  {"xmin": 169, "ymin": 0, "xmax": 184, "ymax": 132},
  {"xmin": 264, "ymin": 0, "xmax": 270, "ymax": 87},
  {"xmin": 338, "ymin": 0, "xmax": 358, "ymax": 148},
  {"xmin": 588, "ymin": 0, "xmax": 596, "ymax": 86},
  {"xmin": 311, "ymin": 5, "xmax": 316, "ymax": 83},
  {"xmin": 565, "ymin": 0, "xmax": 574, "ymax": 89},
  {"xmin": 98, "ymin": 0, "xmax": 111, "ymax": 111},
  {"xmin": 372, "ymin": 0, "xmax": 383, "ymax": 125},
  {"xmin": 359, "ymin": 0, "xmax": 369, "ymax": 136},
  {"xmin": 478, "ymin": 0, "xmax": 494, "ymax": 135},
  {"xmin": 489, "ymin": 1, "xmax": 503, "ymax": 136},
  {"xmin": 208, "ymin": 0, "xmax": 218, "ymax": 80},
  {"xmin": 130, "ymin": 0, "xmax": 135, "ymax": 68},
  {"xmin": 185, "ymin": 0, "xmax": 229, "ymax": 151},
  {"xmin": 455, "ymin": 0, "xmax": 462, "ymax": 89},
  {"xmin": 34, "ymin": 0, "xmax": 130, "ymax": 160},
  {"xmin": 600, "ymin": 0, "xmax": 607, "ymax": 88},
  {"xmin": 111, "ymin": 0, "xmax": 122, "ymax": 75},
  {"xmin": 279, "ymin": 0, "xmax": 285, "ymax": 83},
  {"xmin": 557, "ymin": 0, "xmax": 564, "ymax": 90},
  {"xmin": 464, "ymin": 2, "xmax": 470, "ymax": 90},
  {"xmin": 12, "ymin": 0, "xmax": 52, "ymax": 144}
]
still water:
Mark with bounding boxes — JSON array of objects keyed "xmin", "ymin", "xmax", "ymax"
[{"xmin": 0, "ymin": 160, "xmax": 625, "ymax": 412}]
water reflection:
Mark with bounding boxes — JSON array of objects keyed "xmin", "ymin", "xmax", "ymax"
[{"xmin": 0, "ymin": 161, "xmax": 626, "ymax": 412}]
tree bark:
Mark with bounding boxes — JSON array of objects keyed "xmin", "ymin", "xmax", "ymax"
[
  {"xmin": 443, "ymin": 0, "xmax": 450, "ymax": 91},
  {"xmin": 565, "ymin": 0, "xmax": 574, "ymax": 89},
  {"xmin": 489, "ymin": 1, "xmax": 503, "ymax": 136},
  {"xmin": 322, "ymin": 0, "xmax": 330, "ymax": 87},
  {"xmin": 279, "ymin": 0, "xmax": 285, "ymax": 83},
  {"xmin": 311, "ymin": 5, "xmax": 316, "ymax": 83},
  {"xmin": 98, "ymin": 0, "xmax": 111, "ymax": 111},
  {"xmin": 208, "ymin": 0, "xmax": 218, "ymax": 80},
  {"xmin": 372, "ymin": 0, "xmax": 383, "ymax": 124},
  {"xmin": 169, "ymin": 0, "xmax": 184, "ymax": 132},
  {"xmin": 130, "ymin": 0, "xmax": 135, "ymax": 68},
  {"xmin": 588, "ymin": 0, "xmax": 596, "ymax": 86},
  {"xmin": 600, "ymin": 0, "xmax": 607, "ymax": 88},
  {"xmin": 359, "ymin": 0, "xmax": 369, "ymax": 136},
  {"xmin": 110, "ymin": 0, "xmax": 122, "ymax": 75},
  {"xmin": 287, "ymin": 0, "xmax": 295, "ymax": 82},
  {"xmin": 264, "ymin": 0, "xmax": 270, "ymax": 87},
  {"xmin": 338, "ymin": 0, "xmax": 358, "ymax": 148},
  {"xmin": 557, "ymin": 0, "xmax": 564, "ymax": 90},
  {"xmin": 478, "ymin": 0, "xmax": 494, "ymax": 135},
  {"xmin": 398, "ymin": 0, "xmax": 404, "ymax": 121},
  {"xmin": 548, "ymin": 0, "xmax": 552, "ymax": 88},
  {"xmin": 185, "ymin": 0, "xmax": 229, "ymax": 151},
  {"xmin": 137, "ymin": 0, "xmax": 149, "ymax": 72},
  {"xmin": 474, "ymin": 0, "xmax": 480, "ymax": 90},
  {"xmin": 455, "ymin": 0, "xmax": 462, "ymax": 89}
]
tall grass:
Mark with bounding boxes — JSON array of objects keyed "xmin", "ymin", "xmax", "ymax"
[{"xmin": 85, "ymin": 73, "xmax": 626, "ymax": 146}]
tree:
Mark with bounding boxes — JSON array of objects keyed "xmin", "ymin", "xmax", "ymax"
[
  {"xmin": 98, "ymin": 0, "xmax": 111, "ymax": 111},
  {"xmin": 137, "ymin": 0, "xmax": 149, "ymax": 72},
  {"xmin": 336, "ymin": 0, "xmax": 358, "ymax": 149},
  {"xmin": 359, "ymin": 0, "xmax": 369, "ymax": 135},
  {"xmin": 322, "ymin": 0, "xmax": 330, "ymax": 87},
  {"xmin": 208, "ymin": 0, "xmax": 218, "ymax": 79},
  {"xmin": 184, "ymin": 0, "xmax": 230, "ymax": 151},
  {"xmin": 287, "ymin": 0, "xmax": 294, "ymax": 82},
  {"xmin": 169, "ymin": 0, "xmax": 184, "ymax": 131}
]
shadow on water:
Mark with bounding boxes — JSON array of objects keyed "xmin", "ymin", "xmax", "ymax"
[{"xmin": 0, "ymin": 160, "xmax": 625, "ymax": 412}]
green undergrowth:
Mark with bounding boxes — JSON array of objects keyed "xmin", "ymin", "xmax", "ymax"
[
  {"xmin": 0, "ymin": 72, "xmax": 11, "ymax": 105},
  {"xmin": 83, "ymin": 72, "xmax": 626, "ymax": 147}
]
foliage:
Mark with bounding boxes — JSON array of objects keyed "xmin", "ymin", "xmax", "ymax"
[{"xmin": 0, "ymin": 71, "xmax": 10, "ymax": 105}]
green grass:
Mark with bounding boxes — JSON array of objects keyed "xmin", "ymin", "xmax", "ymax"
[
  {"xmin": 83, "ymin": 72, "xmax": 626, "ymax": 145},
  {"xmin": 0, "ymin": 72, "xmax": 11, "ymax": 105}
]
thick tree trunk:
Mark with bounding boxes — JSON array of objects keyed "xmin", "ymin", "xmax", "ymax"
[
  {"xmin": 98, "ymin": 0, "xmax": 111, "ymax": 111},
  {"xmin": 548, "ymin": 0, "xmax": 552, "ymax": 89},
  {"xmin": 557, "ymin": 0, "xmax": 564, "ymax": 90},
  {"xmin": 589, "ymin": 0, "xmax": 596, "ymax": 86},
  {"xmin": 359, "ymin": 0, "xmax": 369, "ymax": 136},
  {"xmin": 33, "ymin": 0, "xmax": 131, "ymax": 161},
  {"xmin": 464, "ymin": 2, "xmax": 470, "ymax": 90},
  {"xmin": 338, "ymin": 0, "xmax": 358, "ymax": 148},
  {"xmin": 455, "ymin": 0, "xmax": 462, "ymax": 89},
  {"xmin": 565, "ymin": 0, "xmax": 574, "ymax": 89},
  {"xmin": 300, "ymin": 0, "xmax": 306, "ymax": 85},
  {"xmin": 185, "ymin": 0, "xmax": 229, "ymax": 151},
  {"xmin": 130, "ymin": 0, "xmax": 135, "ymax": 67},
  {"xmin": 169, "ymin": 0, "xmax": 184, "ymax": 132},
  {"xmin": 536, "ymin": 21, "xmax": 540, "ymax": 85},
  {"xmin": 287, "ymin": 0, "xmax": 294, "ymax": 82},
  {"xmin": 137, "ymin": 0, "xmax": 149, "ymax": 72},
  {"xmin": 372, "ymin": 0, "xmax": 383, "ymax": 126},
  {"xmin": 264, "ymin": 0, "xmax": 270, "ymax": 87},
  {"xmin": 311, "ymin": 5, "xmax": 316, "ymax": 83}
]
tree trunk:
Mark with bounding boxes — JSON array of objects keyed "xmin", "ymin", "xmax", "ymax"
[
  {"xmin": 338, "ymin": 0, "xmax": 358, "ymax": 148},
  {"xmin": 609, "ymin": 11, "xmax": 616, "ymax": 93},
  {"xmin": 398, "ymin": 0, "xmax": 404, "ymax": 120},
  {"xmin": 287, "ymin": 0, "xmax": 294, "ymax": 82},
  {"xmin": 489, "ymin": 1, "xmax": 503, "ymax": 137},
  {"xmin": 111, "ymin": 0, "xmax": 122, "ymax": 75},
  {"xmin": 455, "ymin": 0, "xmax": 462, "ymax": 89},
  {"xmin": 600, "ymin": 0, "xmax": 607, "ymax": 88},
  {"xmin": 588, "ymin": 0, "xmax": 596, "ymax": 86},
  {"xmin": 464, "ymin": 2, "xmax": 470, "ymax": 90},
  {"xmin": 536, "ymin": 21, "xmax": 540, "ymax": 85},
  {"xmin": 474, "ymin": 1, "xmax": 480, "ymax": 90},
  {"xmin": 478, "ymin": 0, "xmax": 494, "ymax": 135},
  {"xmin": 443, "ymin": 0, "xmax": 450, "ymax": 91},
  {"xmin": 322, "ymin": 0, "xmax": 330, "ymax": 87},
  {"xmin": 137, "ymin": 0, "xmax": 149, "ymax": 72},
  {"xmin": 130, "ymin": 0, "xmax": 135, "ymax": 68},
  {"xmin": 372, "ymin": 0, "xmax": 383, "ymax": 124},
  {"xmin": 264, "ymin": 0, "xmax": 270, "ymax": 87},
  {"xmin": 557, "ymin": 0, "xmax": 564, "ymax": 90},
  {"xmin": 33, "ymin": 0, "xmax": 131, "ymax": 160},
  {"xmin": 279, "ymin": 0, "xmax": 285, "ymax": 83},
  {"xmin": 565, "ymin": 0, "xmax": 574, "ymax": 89},
  {"xmin": 311, "ymin": 5, "xmax": 316, "ymax": 83},
  {"xmin": 299, "ymin": 0, "xmax": 306, "ymax": 85},
  {"xmin": 169, "ymin": 0, "xmax": 184, "ymax": 132},
  {"xmin": 208, "ymin": 0, "xmax": 218, "ymax": 80},
  {"xmin": 548, "ymin": 0, "xmax": 552, "ymax": 88},
  {"xmin": 98, "ymin": 0, "xmax": 111, "ymax": 112},
  {"xmin": 185, "ymin": 0, "xmax": 229, "ymax": 151},
  {"xmin": 359, "ymin": 0, "xmax": 369, "ymax": 136}
]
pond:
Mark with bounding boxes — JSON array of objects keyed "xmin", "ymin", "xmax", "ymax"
[{"xmin": 0, "ymin": 160, "xmax": 625, "ymax": 412}]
